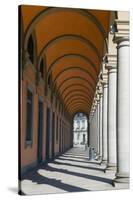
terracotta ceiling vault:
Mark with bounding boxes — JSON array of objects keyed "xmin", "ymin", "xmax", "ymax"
[{"xmin": 21, "ymin": 5, "xmax": 111, "ymax": 116}]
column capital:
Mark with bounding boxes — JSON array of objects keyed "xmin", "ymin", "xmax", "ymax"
[
  {"xmin": 97, "ymin": 82, "xmax": 103, "ymax": 97},
  {"xmin": 100, "ymin": 74, "xmax": 108, "ymax": 86},
  {"xmin": 113, "ymin": 19, "xmax": 129, "ymax": 44},
  {"xmin": 100, "ymin": 67, "xmax": 108, "ymax": 86},
  {"xmin": 105, "ymin": 54, "xmax": 117, "ymax": 72}
]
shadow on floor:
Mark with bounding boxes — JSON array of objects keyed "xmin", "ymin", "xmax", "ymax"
[
  {"xmin": 21, "ymin": 170, "xmax": 89, "ymax": 194},
  {"xmin": 58, "ymin": 156, "xmax": 98, "ymax": 165},
  {"xmin": 53, "ymin": 160, "xmax": 105, "ymax": 172},
  {"xmin": 62, "ymin": 155, "xmax": 101, "ymax": 165},
  {"xmin": 43, "ymin": 164, "xmax": 113, "ymax": 185}
]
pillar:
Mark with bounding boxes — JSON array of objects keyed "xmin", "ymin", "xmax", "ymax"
[
  {"xmin": 102, "ymin": 81, "xmax": 108, "ymax": 163},
  {"xmin": 106, "ymin": 55, "xmax": 117, "ymax": 170},
  {"xmin": 113, "ymin": 19, "xmax": 130, "ymax": 183},
  {"xmin": 98, "ymin": 89, "xmax": 103, "ymax": 159},
  {"xmin": 97, "ymin": 98, "xmax": 100, "ymax": 155}
]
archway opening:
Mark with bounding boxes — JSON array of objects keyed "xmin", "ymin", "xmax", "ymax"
[{"xmin": 73, "ymin": 112, "xmax": 88, "ymax": 148}]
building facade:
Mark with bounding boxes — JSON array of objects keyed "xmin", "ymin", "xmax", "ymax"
[{"xmin": 73, "ymin": 113, "xmax": 88, "ymax": 146}]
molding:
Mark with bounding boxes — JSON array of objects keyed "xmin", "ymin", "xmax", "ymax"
[
  {"xmin": 113, "ymin": 20, "xmax": 129, "ymax": 44},
  {"xmin": 105, "ymin": 54, "xmax": 117, "ymax": 71}
]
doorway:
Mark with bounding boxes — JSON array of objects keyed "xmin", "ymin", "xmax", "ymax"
[
  {"xmin": 59, "ymin": 119, "xmax": 62, "ymax": 153},
  {"xmin": 37, "ymin": 100, "xmax": 43, "ymax": 163},
  {"xmin": 51, "ymin": 112, "xmax": 55, "ymax": 157},
  {"xmin": 46, "ymin": 107, "xmax": 50, "ymax": 160}
]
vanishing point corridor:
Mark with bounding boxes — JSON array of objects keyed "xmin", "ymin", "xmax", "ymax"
[{"xmin": 19, "ymin": 5, "xmax": 130, "ymax": 195}]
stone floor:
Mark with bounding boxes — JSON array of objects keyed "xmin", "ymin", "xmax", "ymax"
[{"xmin": 20, "ymin": 147, "xmax": 129, "ymax": 195}]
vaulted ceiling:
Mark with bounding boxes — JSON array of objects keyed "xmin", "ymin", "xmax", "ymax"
[{"xmin": 21, "ymin": 5, "xmax": 111, "ymax": 116}]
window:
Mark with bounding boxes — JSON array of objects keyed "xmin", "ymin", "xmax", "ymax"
[
  {"xmin": 40, "ymin": 59, "xmax": 44, "ymax": 78},
  {"xmin": 26, "ymin": 88, "xmax": 33, "ymax": 145},
  {"xmin": 27, "ymin": 35, "xmax": 34, "ymax": 64}
]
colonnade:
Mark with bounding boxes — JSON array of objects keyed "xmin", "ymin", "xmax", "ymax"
[{"xmin": 89, "ymin": 18, "xmax": 129, "ymax": 185}]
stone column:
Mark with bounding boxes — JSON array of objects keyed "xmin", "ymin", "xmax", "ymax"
[
  {"xmin": 89, "ymin": 111, "xmax": 94, "ymax": 149},
  {"xmin": 96, "ymin": 97, "xmax": 100, "ymax": 156},
  {"xmin": 106, "ymin": 55, "xmax": 117, "ymax": 171},
  {"xmin": 98, "ymin": 87, "xmax": 103, "ymax": 160},
  {"xmin": 101, "ymin": 80, "xmax": 108, "ymax": 164},
  {"xmin": 94, "ymin": 103, "xmax": 98, "ymax": 153},
  {"xmin": 113, "ymin": 19, "xmax": 130, "ymax": 184}
]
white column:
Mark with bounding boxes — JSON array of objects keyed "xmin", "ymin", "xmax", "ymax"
[
  {"xmin": 99, "ymin": 93, "xmax": 103, "ymax": 158},
  {"xmin": 115, "ymin": 39, "xmax": 130, "ymax": 183},
  {"xmin": 97, "ymin": 100, "xmax": 100, "ymax": 155},
  {"xmin": 106, "ymin": 61, "xmax": 117, "ymax": 169},
  {"xmin": 102, "ymin": 82, "xmax": 108, "ymax": 163},
  {"xmin": 94, "ymin": 104, "xmax": 98, "ymax": 153}
]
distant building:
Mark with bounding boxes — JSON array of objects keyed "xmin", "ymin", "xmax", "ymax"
[{"xmin": 73, "ymin": 113, "xmax": 88, "ymax": 146}]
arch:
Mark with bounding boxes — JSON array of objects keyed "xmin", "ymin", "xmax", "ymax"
[
  {"xmin": 56, "ymin": 76, "xmax": 95, "ymax": 96},
  {"xmin": 72, "ymin": 110, "xmax": 89, "ymax": 119},
  {"xmin": 63, "ymin": 90, "xmax": 92, "ymax": 104},
  {"xmin": 53, "ymin": 67, "xmax": 96, "ymax": 94},
  {"xmin": 71, "ymin": 109, "xmax": 89, "ymax": 119},
  {"xmin": 69, "ymin": 101, "xmax": 90, "ymax": 112},
  {"xmin": 68, "ymin": 102, "xmax": 90, "ymax": 112},
  {"xmin": 62, "ymin": 87, "xmax": 92, "ymax": 101},
  {"xmin": 24, "ymin": 7, "xmax": 107, "ymax": 51},
  {"xmin": 47, "ymin": 54, "xmax": 97, "ymax": 78},
  {"xmin": 65, "ymin": 95, "xmax": 89, "ymax": 108},
  {"xmin": 38, "ymin": 34, "xmax": 101, "ymax": 64},
  {"xmin": 70, "ymin": 104, "xmax": 90, "ymax": 114},
  {"xmin": 70, "ymin": 104, "xmax": 89, "ymax": 115},
  {"xmin": 52, "ymin": 66, "xmax": 97, "ymax": 90},
  {"xmin": 66, "ymin": 100, "xmax": 91, "ymax": 112},
  {"xmin": 66, "ymin": 97, "xmax": 91, "ymax": 108},
  {"xmin": 60, "ymin": 83, "xmax": 94, "ymax": 97},
  {"xmin": 26, "ymin": 31, "xmax": 37, "ymax": 67},
  {"xmin": 66, "ymin": 99, "xmax": 91, "ymax": 109}
]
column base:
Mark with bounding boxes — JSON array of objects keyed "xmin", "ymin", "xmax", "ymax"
[
  {"xmin": 105, "ymin": 163, "xmax": 116, "ymax": 173},
  {"xmin": 100, "ymin": 159, "xmax": 107, "ymax": 171},
  {"xmin": 113, "ymin": 172, "xmax": 130, "ymax": 187},
  {"xmin": 98, "ymin": 155, "xmax": 102, "ymax": 162},
  {"xmin": 95, "ymin": 154, "xmax": 100, "ymax": 160},
  {"xmin": 101, "ymin": 159, "xmax": 107, "ymax": 165}
]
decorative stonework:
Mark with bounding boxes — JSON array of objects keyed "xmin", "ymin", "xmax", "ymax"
[{"xmin": 113, "ymin": 20, "xmax": 129, "ymax": 43}]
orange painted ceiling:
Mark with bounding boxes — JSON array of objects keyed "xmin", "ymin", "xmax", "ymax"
[{"xmin": 21, "ymin": 5, "xmax": 111, "ymax": 116}]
